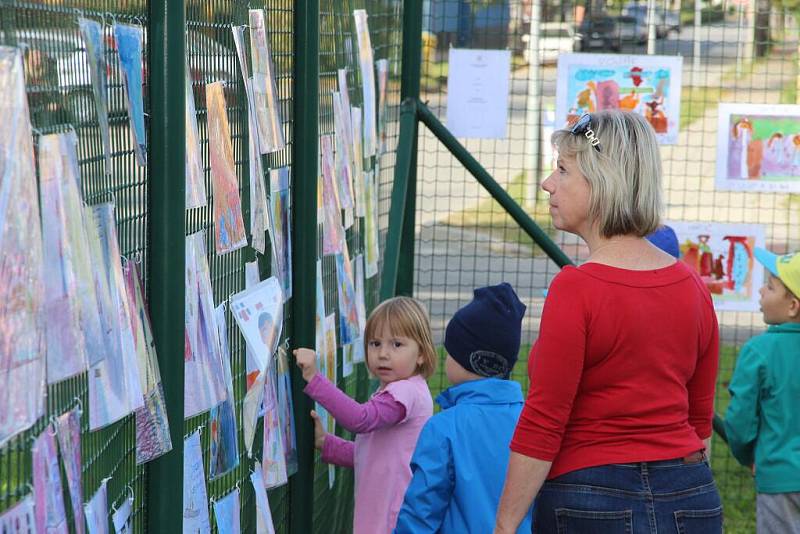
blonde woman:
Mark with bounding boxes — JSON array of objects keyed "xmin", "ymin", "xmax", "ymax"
[{"xmin": 495, "ymin": 111, "xmax": 722, "ymax": 534}]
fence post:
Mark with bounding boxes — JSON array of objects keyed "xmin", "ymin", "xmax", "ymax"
[
  {"xmin": 146, "ymin": 0, "xmax": 186, "ymax": 532},
  {"xmin": 395, "ymin": 0, "xmax": 424, "ymax": 297},
  {"xmin": 290, "ymin": 0, "xmax": 319, "ymax": 532}
]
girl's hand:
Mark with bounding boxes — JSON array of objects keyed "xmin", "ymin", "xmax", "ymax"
[
  {"xmin": 310, "ymin": 410, "xmax": 326, "ymax": 450},
  {"xmin": 292, "ymin": 348, "xmax": 318, "ymax": 382}
]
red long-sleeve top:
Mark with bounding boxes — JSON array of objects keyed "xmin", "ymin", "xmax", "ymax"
[{"xmin": 511, "ymin": 261, "xmax": 719, "ymax": 479}]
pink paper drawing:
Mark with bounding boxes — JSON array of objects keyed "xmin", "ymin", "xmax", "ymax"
[
  {"xmin": 321, "ymin": 136, "xmax": 345, "ymax": 255},
  {"xmin": 32, "ymin": 429, "xmax": 68, "ymax": 533},
  {"xmin": 262, "ymin": 366, "xmax": 288, "ymax": 489},
  {"xmin": 56, "ymin": 409, "xmax": 85, "ymax": 534}
]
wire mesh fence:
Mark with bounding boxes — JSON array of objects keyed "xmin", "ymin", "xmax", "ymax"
[
  {"xmin": 0, "ymin": 0, "xmax": 404, "ymax": 532},
  {"xmin": 414, "ymin": 2, "xmax": 799, "ymax": 533}
]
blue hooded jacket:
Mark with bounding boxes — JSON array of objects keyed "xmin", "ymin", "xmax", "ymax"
[{"xmin": 394, "ymin": 378, "xmax": 533, "ymax": 534}]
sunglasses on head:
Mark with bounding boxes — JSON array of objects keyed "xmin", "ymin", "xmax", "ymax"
[{"xmin": 570, "ymin": 114, "xmax": 601, "ymax": 152}]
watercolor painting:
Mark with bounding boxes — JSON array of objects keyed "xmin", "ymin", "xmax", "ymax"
[
  {"xmin": 183, "ymin": 432, "xmax": 211, "ymax": 534},
  {"xmin": 0, "ymin": 46, "xmax": 46, "ymax": 447},
  {"xmin": 668, "ymin": 221, "xmax": 766, "ymax": 312},
  {"xmin": 32, "ymin": 429, "xmax": 68, "ymax": 533},
  {"xmin": 38, "ymin": 133, "xmax": 88, "ymax": 384},
  {"xmin": 249, "ymin": 9, "xmax": 285, "ymax": 154},
  {"xmin": 251, "ymin": 469, "xmax": 276, "ymax": 534},
  {"xmin": 207, "ymin": 81, "xmax": 247, "ymax": 255},
  {"xmin": 715, "ymin": 103, "xmax": 800, "ymax": 192},
  {"xmin": 78, "ymin": 18, "xmax": 111, "ymax": 173},
  {"xmin": 321, "ymin": 135, "xmax": 345, "ymax": 255},
  {"xmin": 114, "ymin": 23, "xmax": 147, "ymax": 166},
  {"xmin": 276, "ymin": 346, "xmax": 298, "ymax": 476},
  {"xmin": 555, "ymin": 53, "xmax": 682, "ymax": 144},
  {"xmin": 209, "ymin": 304, "xmax": 239, "ymax": 480},
  {"xmin": 351, "ymin": 106, "xmax": 366, "ymax": 217},
  {"xmin": 332, "ymin": 90, "xmax": 355, "ymax": 209},
  {"xmin": 354, "ymin": 9, "xmax": 378, "ymax": 156},
  {"xmin": 376, "ymin": 58, "xmax": 389, "ymax": 154},
  {"xmin": 262, "ymin": 366, "xmax": 288, "ymax": 489},
  {"xmin": 185, "ymin": 67, "xmax": 207, "ymax": 209},
  {"xmin": 364, "ymin": 169, "xmax": 380, "ymax": 278},
  {"xmin": 213, "ymin": 489, "xmax": 241, "ymax": 534},
  {"xmin": 230, "ymin": 276, "xmax": 284, "ymax": 371},
  {"xmin": 111, "ymin": 495, "xmax": 133, "ymax": 534},
  {"xmin": 0, "ymin": 494, "xmax": 36, "ymax": 532},
  {"xmin": 56, "ymin": 409, "xmax": 85, "ymax": 534},
  {"xmin": 84, "ymin": 479, "xmax": 109, "ymax": 534},
  {"xmin": 269, "ymin": 167, "xmax": 292, "ymax": 301},
  {"xmin": 336, "ymin": 245, "xmax": 360, "ymax": 346}
]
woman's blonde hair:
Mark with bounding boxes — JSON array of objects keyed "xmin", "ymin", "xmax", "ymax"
[
  {"xmin": 551, "ymin": 110, "xmax": 663, "ymax": 238},
  {"xmin": 363, "ymin": 296, "xmax": 437, "ymax": 379}
]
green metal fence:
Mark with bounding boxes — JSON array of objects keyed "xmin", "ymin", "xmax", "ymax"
[
  {"xmin": 0, "ymin": 0, "xmax": 404, "ymax": 532},
  {"xmin": 406, "ymin": 2, "xmax": 799, "ymax": 533}
]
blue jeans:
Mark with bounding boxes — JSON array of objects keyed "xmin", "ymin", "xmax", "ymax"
[{"xmin": 534, "ymin": 459, "xmax": 722, "ymax": 533}]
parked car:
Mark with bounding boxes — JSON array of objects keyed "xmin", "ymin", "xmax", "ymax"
[
  {"xmin": 522, "ymin": 22, "xmax": 579, "ymax": 64},
  {"xmin": 576, "ymin": 16, "xmax": 621, "ymax": 52},
  {"xmin": 616, "ymin": 15, "xmax": 647, "ymax": 45},
  {"xmin": 621, "ymin": 3, "xmax": 681, "ymax": 39}
]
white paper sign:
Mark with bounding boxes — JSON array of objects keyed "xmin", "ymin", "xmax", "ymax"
[{"xmin": 446, "ymin": 48, "xmax": 511, "ymax": 139}]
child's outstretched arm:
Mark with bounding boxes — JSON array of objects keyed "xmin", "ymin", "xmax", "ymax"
[
  {"xmin": 394, "ymin": 421, "xmax": 454, "ymax": 534},
  {"xmin": 311, "ymin": 410, "xmax": 354, "ymax": 468},
  {"xmin": 293, "ymin": 348, "xmax": 406, "ymax": 433}
]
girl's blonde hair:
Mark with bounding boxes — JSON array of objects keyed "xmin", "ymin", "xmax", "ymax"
[
  {"xmin": 363, "ymin": 296, "xmax": 437, "ymax": 379},
  {"xmin": 552, "ymin": 110, "xmax": 663, "ymax": 238}
]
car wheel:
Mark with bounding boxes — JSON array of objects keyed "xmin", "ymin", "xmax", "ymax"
[{"xmin": 68, "ymin": 89, "xmax": 97, "ymax": 125}]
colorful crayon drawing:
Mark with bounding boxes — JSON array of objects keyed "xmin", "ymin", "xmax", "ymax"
[
  {"xmin": 321, "ymin": 136, "xmax": 345, "ymax": 255},
  {"xmin": 207, "ymin": 81, "xmax": 247, "ymax": 255},
  {"xmin": 364, "ymin": 169, "xmax": 380, "ymax": 279},
  {"xmin": 33, "ymin": 429, "xmax": 68, "ymax": 533},
  {"xmin": 336, "ymin": 245, "xmax": 360, "ymax": 345},
  {"xmin": 213, "ymin": 489, "xmax": 241, "ymax": 534},
  {"xmin": 124, "ymin": 260, "xmax": 172, "ymax": 464},
  {"xmin": 251, "ymin": 469, "xmax": 276, "ymax": 534},
  {"xmin": 114, "ymin": 23, "xmax": 147, "ymax": 166},
  {"xmin": 715, "ymin": 103, "xmax": 800, "ymax": 192},
  {"xmin": 230, "ymin": 276, "xmax": 284, "ymax": 371},
  {"xmin": 0, "ymin": 46, "xmax": 46, "ymax": 447},
  {"xmin": 669, "ymin": 221, "xmax": 765, "ymax": 312},
  {"xmin": 276, "ymin": 347, "xmax": 298, "ymax": 476},
  {"xmin": 38, "ymin": 133, "xmax": 88, "ymax": 384},
  {"xmin": 183, "ymin": 432, "xmax": 212, "ymax": 534},
  {"xmin": 269, "ymin": 168, "xmax": 292, "ymax": 301},
  {"xmin": 84, "ymin": 479, "xmax": 109, "ymax": 534},
  {"xmin": 184, "ymin": 232, "xmax": 228, "ymax": 418},
  {"xmin": 555, "ymin": 53, "xmax": 682, "ymax": 144},
  {"xmin": 351, "ymin": 106, "xmax": 366, "ymax": 217},
  {"xmin": 323, "ymin": 313, "xmax": 338, "ymax": 488},
  {"xmin": 352, "ymin": 254, "xmax": 367, "ymax": 364},
  {"xmin": 332, "ymin": 90, "xmax": 355, "ymax": 209},
  {"xmin": 243, "ymin": 261, "xmax": 266, "ymax": 455},
  {"xmin": 262, "ymin": 366, "xmax": 288, "ymax": 488},
  {"xmin": 0, "ymin": 493, "xmax": 36, "ymax": 532},
  {"xmin": 249, "ymin": 9, "xmax": 285, "ymax": 154},
  {"xmin": 185, "ymin": 67, "xmax": 207, "ymax": 209},
  {"xmin": 111, "ymin": 495, "xmax": 133, "ymax": 534},
  {"xmin": 90, "ymin": 203, "xmax": 145, "ymax": 426},
  {"xmin": 354, "ymin": 9, "xmax": 378, "ymax": 156},
  {"xmin": 376, "ymin": 58, "xmax": 390, "ymax": 154},
  {"xmin": 209, "ymin": 304, "xmax": 240, "ymax": 480},
  {"xmin": 56, "ymin": 409, "xmax": 85, "ymax": 534},
  {"xmin": 78, "ymin": 18, "xmax": 112, "ymax": 173}
]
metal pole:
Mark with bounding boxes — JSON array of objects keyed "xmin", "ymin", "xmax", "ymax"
[
  {"xmin": 647, "ymin": 0, "xmax": 658, "ymax": 54},
  {"xmin": 417, "ymin": 102, "xmax": 574, "ymax": 268},
  {"xmin": 395, "ymin": 0, "xmax": 424, "ymax": 297},
  {"xmin": 524, "ymin": 0, "xmax": 542, "ymax": 207},
  {"xmin": 381, "ymin": 99, "xmax": 418, "ymax": 301},
  {"xmin": 289, "ymin": 0, "xmax": 319, "ymax": 532},
  {"xmin": 692, "ymin": 0, "xmax": 702, "ymax": 84},
  {"xmin": 146, "ymin": 0, "xmax": 185, "ymax": 532}
]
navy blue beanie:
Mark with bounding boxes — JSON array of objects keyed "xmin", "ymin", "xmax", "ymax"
[
  {"xmin": 646, "ymin": 225, "xmax": 680, "ymax": 259},
  {"xmin": 444, "ymin": 282, "xmax": 526, "ymax": 378}
]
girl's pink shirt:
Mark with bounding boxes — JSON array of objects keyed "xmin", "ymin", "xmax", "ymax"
[{"xmin": 304, "ymin": 373, "xmax": 433, "ymax": 534}]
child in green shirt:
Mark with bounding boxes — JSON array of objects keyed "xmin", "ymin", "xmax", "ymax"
[{"xmin": 725, "ymin": 247, "xmax": 800, "ymax": 534}]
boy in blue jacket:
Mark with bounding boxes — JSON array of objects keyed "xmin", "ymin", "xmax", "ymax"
[{"xmin": 394, "ymin": 282, "xmax": 533, "ymax": 534}]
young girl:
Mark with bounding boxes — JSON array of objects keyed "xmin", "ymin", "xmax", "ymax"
[{"xmin": 293, "ymin": 296, "xmax": 436, "ymax": 534}]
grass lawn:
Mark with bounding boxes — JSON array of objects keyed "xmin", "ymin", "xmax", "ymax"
[{"xmin": 428, "ymin": 343, "xmax": 756, "ymax": 532}]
